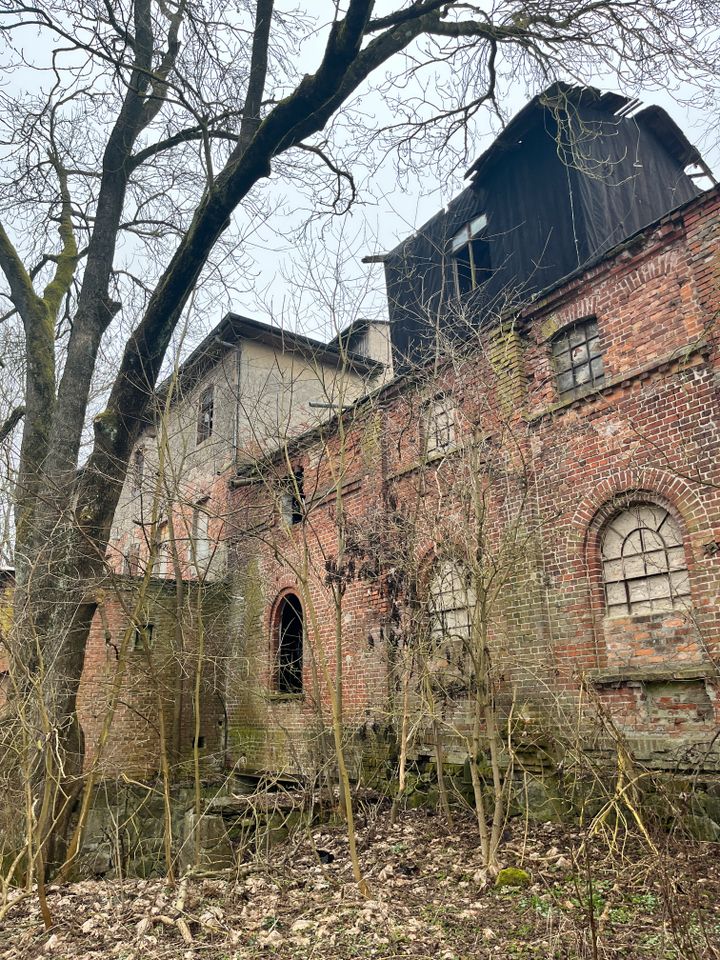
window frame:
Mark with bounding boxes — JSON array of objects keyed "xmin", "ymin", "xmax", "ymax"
[
  {"xmin": 123, "ymin": 542, "xmax": 141, "ymax": 576},
  {"xmin": 279, "ymin": 468, "xmax": 305, "ymax": 526},
  {"xmin": 196, "ymin": 384, "xmax": 215, "ymax": 445},
  {"xmin": 550, "ymin": 317, "xmax": 605, "ymax": 400},
  {"xmin": 131, "ymin": 621, "xmax": 155, "ymax": 652},
  {"xmin": 192, "ymin": 502, "xmax": 211, "ymax": 565},
  {"xmin": 423, "ymin": 394, "xmax": 457, "ymax": 458},
  {"xmin": 427, "ymin": 557, "xmax": 475, "ymax": 649},
  {"xmin": 272, "ymin": 592, "xmax": 304, "ymax": 695},
  {"xmin": 450, "ymin": 213, "xmax": 492, "ymax": 298},
  {"xmin": 600, "ymin": 501, "xmax": 691, "ymax": 617},
  {"xmin": 131, "ymin": 447, "xmax": 145, "ymax": 493},
  {"xmin": 154, "ymin": 521, "xmax": 171, "ymax": 577}
]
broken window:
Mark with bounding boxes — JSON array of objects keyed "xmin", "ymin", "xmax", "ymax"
[
  {"xmin": 197, "ymin": 385, "xmax": 214, "ymax": 444},
  {"xmin": 280, "ymin": 468, "xmax": 305, "ymax": 526},
  {"xmin": 602, "ymin": 503, "xmax": 691, "ymax": 616},
  {"xmin": 450, "ymin": 214, "xmax": 492, "ymax": 297},
  {"xmin": 423, "ymin": 396, "xmax": 456, "ymax": 456},
  {"xmin": 131, "ymin": 621, "xmax": 154, "ymax": 652},
  {"xmin": 275, "ymin": 593, "xmax": 304, "ymax": 694},
  {"xmin": 551, "ymin": 318, "xmax": 604, "ymax": 398},
  {"xmin": 428, "ymin": 559, "xmax": 474, "ymax": 647},
  {"xmin": 131, "ymin": 447, "xmax": 145, "ymax": 492},
  {"xmin": 192, "ymin": 504, "xmax": 211, "ymax": 565}
]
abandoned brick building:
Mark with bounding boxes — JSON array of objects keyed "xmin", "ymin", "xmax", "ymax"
[{"xmin": 74, "ymin": 85, "xmax": 720, "ymax": 803}]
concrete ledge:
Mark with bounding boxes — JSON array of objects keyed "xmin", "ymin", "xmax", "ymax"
[{"xmin": 586, "ymin": 662, "xmax": 716, "ymax": 685}]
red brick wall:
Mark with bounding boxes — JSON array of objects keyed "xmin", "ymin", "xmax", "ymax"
[
  {"xmin": 85, "ymin": 187, "xmax": 720, "ymax": 780},
  {"xmin": 225, "ymin": 187, "xmax": 720, "ymax": 776},
  {"xmin": 77, "ymin": 578, "xmax": 228, "ymax": 777}
]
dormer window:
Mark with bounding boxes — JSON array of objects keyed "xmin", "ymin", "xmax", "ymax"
[
  {"xmin": 551, "ymin": 318, "xmax": 604, "ymax": 399},
  {"xmin": 197, "ymin": 385, "xmax": 214, "ymax": 445},
  {"xmin": 450, "ymin": 214, "xmax": 492, "ymax": 297}
]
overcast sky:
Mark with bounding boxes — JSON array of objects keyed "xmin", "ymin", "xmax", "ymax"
[{"xmin": 230, "ymin": 68, "xmax": 719, "ymax": 346}]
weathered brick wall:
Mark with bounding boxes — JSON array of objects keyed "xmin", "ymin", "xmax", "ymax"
[
  {"xmin": 224, "ymin": 417, "xmax": 392, "ymax": 778},
  {"xmin": 60, "ymin": 187, "xmax": 720, "ymax": 783},
  {"xmin": 77, "ymin": 577, "xmax": 229, "ymax": 777},
  {"xmin": 225, "ymin": 186, "xmax": 720, "ymax": 777}
]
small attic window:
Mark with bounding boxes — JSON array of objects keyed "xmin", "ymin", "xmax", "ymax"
[{"xmin": 450, "ymin": 214, "xmax": 492, "ymax": 297}]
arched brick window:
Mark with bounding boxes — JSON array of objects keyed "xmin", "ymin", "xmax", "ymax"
[
  {"xmin": 274, "ymin": 593, "xmax": 304, "ymax": 693},
  {"xmin": 428, "ymin": 559, "xmax": 474, "ymax": 646},
  {"xmin": 601, "ymin": 503, "xmax": 691, "ymax": 616}
]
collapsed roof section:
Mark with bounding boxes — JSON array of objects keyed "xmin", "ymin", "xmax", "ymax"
[{"xmin": 382, "ymin": 83, "xmax": 708, "ymax": 371}]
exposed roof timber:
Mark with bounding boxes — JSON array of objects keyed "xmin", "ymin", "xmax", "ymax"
[{"xmin": 465, "ymin": 82, "xmax": 707, "ymax": 183}]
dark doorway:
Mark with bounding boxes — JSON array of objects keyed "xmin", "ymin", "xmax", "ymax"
[{"xmin": 276, "ymin": 594, "xmax": 303, "ymax": 693}]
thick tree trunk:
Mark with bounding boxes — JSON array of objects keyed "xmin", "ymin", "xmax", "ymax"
[{"xmin": 12, "ymin": 517, "xmax": 108, "ymax": 875}]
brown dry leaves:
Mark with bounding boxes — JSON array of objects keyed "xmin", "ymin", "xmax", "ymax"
[{"xmin": 1, "ymin": 811, "xmax": 718, "ymax": 960}]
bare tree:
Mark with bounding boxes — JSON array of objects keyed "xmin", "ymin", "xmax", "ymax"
[{"xmin": 0, "ymin": 0, "xmax": 717, "ymax": 873}]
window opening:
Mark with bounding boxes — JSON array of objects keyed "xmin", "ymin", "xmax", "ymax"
[
  {"xmin": 131, "ymin": 621, "xmax": 154, "ymax": 652},
  {"xmin": 123, "ymin": 542, "xmax": 141, "ymax": 576},
  {"xmin": 424, "ymin": 396, "xmax": 456, "ymax": 456},
  {"xmin": 155, "ymin": 521, "xmax": 171, "ymax": 577},
  {"xmin": 276, "ymin": 593, "xmax": 303, "ymax": 694},
  {"xmin": 551, "ymin": 318, "xmax": 604, "ymax": 398},
  {"xmin": 451, "ymin": 214, "xmax": 492, "ymax": 297},
  {"xmin": 602, "ymin": 503, "xmax": 690, "ymax": 616},
  {"xmin": 131, "ymin": 448, "xmax": 145, "ymax": 492},
  {"xmin": 280, "ymin": 468, "xmax": 305, "ymax": 525},
  {"xmin": 197, "ymin": 385, "xmax": 214, "ymax": 444},
  {"xmin": 428, "ymin": 559, "xmax": 474, "ymax": 647},
  {"xmin": 193, "ymin": 505, "xmax": 211, "ymax": 564}
]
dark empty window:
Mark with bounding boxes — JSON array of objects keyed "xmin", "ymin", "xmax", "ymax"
[
  {"xmin": 451, "ymin": 214, "xmax": 492, "ymax": 297},
  {"xmin": 551, "ymin": 318, "xmax": 604, "ymax": 398},
  {"xmin": 275, "ymin": 593, "xmax": 303, "ymax": 694},
  {"xmin": 197, "ymin": 385, "xmax": 214, "ymax": 444},
  {"xmin": 132, "ymin": 621, "xmax": 154, "ymax": 651},
  {"xmin": 280, "ymin": 468, "xmax": 305, "ymax": 526},
  {"xmin": 132, "ymin": 448, "xmax": 145, "ymax": 492},
  {"xmin": 602, "ymin": 503, "xmax": 690, "ymax": 616}
]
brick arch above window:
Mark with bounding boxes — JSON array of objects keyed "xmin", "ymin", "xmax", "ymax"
[
  {"xmin": 269, "ymin": 588, "xmax": 304, "ymax": 695},
  {"xmin": 571, "ymin": 468, "xmax": 711, "ymax": 545}
]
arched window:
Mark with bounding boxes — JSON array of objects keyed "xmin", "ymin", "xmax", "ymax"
[
  {"xmin": 274, "ymin": 593, "xmax": 304, "ymax": 694},
  {"xmin": 601, "ymin": 503, "xmax": 690, "ymax": 616},
  {"xmin": 428, "ymin": 559, "xmax": 474, "ymax": 646}
]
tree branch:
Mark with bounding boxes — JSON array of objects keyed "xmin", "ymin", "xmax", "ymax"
[
  {"xmin": 237, "ymin": 0, "xmax": 274, "ymax": 153},
  {"xmin": 0, "ymin": 224, "xmax": 41, "ymax": 323},
  {"xmin": 42, "ymin": 151, "xmax": 79, "ymax": 320},
  {"xmin": 0, "ymin": 405, "xmax": 25, "ymax": 445}
]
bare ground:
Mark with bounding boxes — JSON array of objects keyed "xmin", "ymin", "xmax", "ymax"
[{"xmin": 1, "ymin": 809, "xmax": 718, "ymax": 960}]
